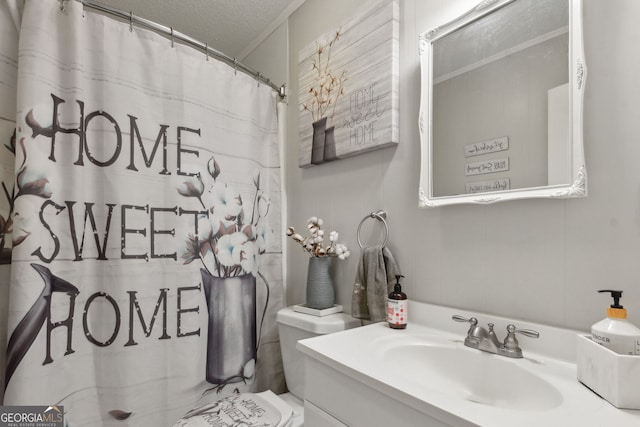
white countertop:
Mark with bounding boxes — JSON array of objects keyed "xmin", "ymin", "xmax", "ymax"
[{"xmin": 297, "ymin": 301, "xmax": 640, "ymax": 427}]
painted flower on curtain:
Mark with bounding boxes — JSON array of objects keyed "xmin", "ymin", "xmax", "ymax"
[
  {"xmin": 0, "ymin": 128, "xmax": 52, "ymax": 264},
  {"xmin": 176, "ymin": 156, "xmax": 270, "ymax": 277}
]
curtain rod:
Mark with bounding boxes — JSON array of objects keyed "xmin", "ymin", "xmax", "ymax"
[{"xmin": 71, "ymin": 0, "xmax": 286, "ymax": 98}]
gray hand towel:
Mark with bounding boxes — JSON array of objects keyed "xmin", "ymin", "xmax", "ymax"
[{"xmin": 351, "ymin": 245, "xmax": 401, "ymax": 322}]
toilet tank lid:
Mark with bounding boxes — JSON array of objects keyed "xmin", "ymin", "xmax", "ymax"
[{"xmin": 277, "ymin": 307, "xmax": 360, "ymax": 334}]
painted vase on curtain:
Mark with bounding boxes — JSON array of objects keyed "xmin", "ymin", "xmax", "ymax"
[
  {"xmin": 202, "ymin": 270, "xmax": 257, "ymax": 384},
  {"xmin": 306, "ymin": 256, "xmax": 335, "ymax": 310}
]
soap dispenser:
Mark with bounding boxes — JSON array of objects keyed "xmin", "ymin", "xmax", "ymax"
[
  {"xmin": 591, "ymin": 290, "xmax": 640, "ymax": 355},
  {"xmin": 387, "ymin": 275, "xmax": 407, "ymax": 329}
]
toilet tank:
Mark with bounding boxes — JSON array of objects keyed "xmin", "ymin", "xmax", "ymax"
[{"xmin": 277, "ymin": 306, "xmax": 360, "ymax": 400}]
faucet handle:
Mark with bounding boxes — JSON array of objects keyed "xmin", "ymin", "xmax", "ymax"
[
  {"xmin": 501, "ymin": 324, "xmax": 540, "ymax": 358},
  {"xmin": 452, "ymin": 315, "xmax": 477, "ymax": 325},
  {"xmin": 452, "ymin": 315, "xmax": 478, "ymax": 338},
  {"xmin": 451, "ymin": 314, "xmax": 478, "ymax": 341},
  {"xmin": 506, "ymin": 324, "xmax": 540, "ymax": 340}
]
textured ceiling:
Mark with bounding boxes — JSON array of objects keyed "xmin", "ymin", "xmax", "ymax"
[{"xmin": 92, "ymin": 0, "xmax": 303, "ymax": 59}]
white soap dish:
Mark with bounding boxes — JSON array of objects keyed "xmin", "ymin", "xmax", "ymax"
[{"xmin": 293, "ymin": 304, "xmax": 343, "ymax": 317}]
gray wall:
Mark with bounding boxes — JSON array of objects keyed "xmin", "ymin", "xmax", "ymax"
[{"xmin": 247, "ymin": 0, "xmax": 640, "ymax": 332}]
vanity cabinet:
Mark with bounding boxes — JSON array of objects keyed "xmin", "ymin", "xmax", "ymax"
[{"xmin": 302, "ymin": 355, "xmax": 455, "ymax": 427}]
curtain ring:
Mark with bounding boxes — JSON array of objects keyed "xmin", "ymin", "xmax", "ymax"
[
  {"xmin": 205, "ymin": 43, "xmax": 209, "ymax": 61},
  {"xmin": 357, "ymin": 210, "xmax": 389, "ymax": 249},
  {"xmin": 233, "ymin": 58, "xmax": 238, "ymax": 75},
  {"xmin": 170, "ymin": 27, "xmax": 174, "ymax": 47},
  {"xmin": 257, "ymin": 73, "xmax": 261, "ymax": 87},
  {"xmin": 129, "ymin": 12, "xmax": 133, "ymax": 32},
  {"xmin": 59, "ymin": 0, "xmax": 67, "ymax": 12}
]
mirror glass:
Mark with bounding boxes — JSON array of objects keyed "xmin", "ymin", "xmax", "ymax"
[{"xmin": 418, "ymin": 0, "xmax": 586, "ymax": 207}]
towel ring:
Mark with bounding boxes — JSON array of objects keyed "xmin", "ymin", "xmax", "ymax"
[{"xmin": 357, "ymin": 210, "xmax": 389, "ymax": 249}]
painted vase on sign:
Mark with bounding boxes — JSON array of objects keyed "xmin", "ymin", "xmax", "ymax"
[
  {"xmin": 323, "ymin": 126, "xmax": 337, "ymax": 162},
  {"xmin": 310, "ymin": 117, "xmax": 327, "ymax": 165}
]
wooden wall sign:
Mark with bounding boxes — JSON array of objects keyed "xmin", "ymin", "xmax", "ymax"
[{"xmin": 298, "ymin": 0, "xmax": 399, "ymax": 167}]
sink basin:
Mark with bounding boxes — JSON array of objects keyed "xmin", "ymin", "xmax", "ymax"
[{"xmin": 383, "ymin": 343, "xmax": 563, "ymax": 411}]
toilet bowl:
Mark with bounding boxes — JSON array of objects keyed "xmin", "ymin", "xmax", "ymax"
[{"xmin": 174, "ymin": 306, "xmax": 360, "ymax": 426}]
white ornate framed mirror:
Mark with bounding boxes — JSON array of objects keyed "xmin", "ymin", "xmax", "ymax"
[{"xmin": 418, "ymin": 0, "xmax": 586, "ymax": 207}]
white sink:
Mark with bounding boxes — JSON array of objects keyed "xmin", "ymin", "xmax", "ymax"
[
  {"xmin": 383, "ymin": 343, "xmax": 563, "ymax": 411},
  {"xmin": 297, "ymin": 301, "xmax": 640, "ymax": 426}
]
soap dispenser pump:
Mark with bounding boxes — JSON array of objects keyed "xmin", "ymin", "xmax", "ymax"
[
  {"xmin": 387, "ymin": 275, "xmax": 407, "ymax": 329},
  {"xmin": 591, "ymin": 290, "xmax": 640, "ymax": 355}
]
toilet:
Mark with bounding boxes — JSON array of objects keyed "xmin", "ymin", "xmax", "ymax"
[
  {"xmin": 174, "ymin": 306, "xmax": 360, "ymax": 427},
  {"xmin": 276, "ymin": 306, "xmax": 361, "ymax": 426}
]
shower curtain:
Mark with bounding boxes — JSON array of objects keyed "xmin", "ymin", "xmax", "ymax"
[{"xmin": 0, "ymin": 1, "xmax": 285, "ymax": 425}]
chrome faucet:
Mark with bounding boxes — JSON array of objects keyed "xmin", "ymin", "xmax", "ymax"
[{"xmin": 452, "ymin": 315, "xmax": 539, "ymax": 358}]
